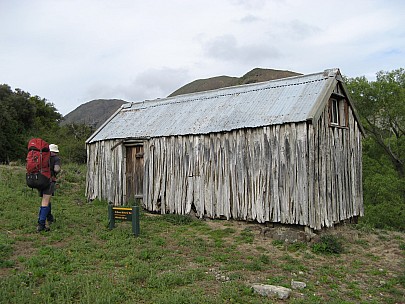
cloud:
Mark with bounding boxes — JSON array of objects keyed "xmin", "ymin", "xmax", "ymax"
[
  {"xmin": 239, "ymin": 14, "xmax": 261, "ymax": 23},
  {"xmin": 202, "ymin": 35, "xmax": 281, "ymax": 64},
  {"xmin": 285, "ymin": 20, "xmax": 321, "ymax": 40},
  {"xmin": 230, "ymin": 0, "xmax": 278, "ymax": 10},
  {"xmin": 85, "ymin": 67, "xmax": 190, "ymax": 103},
  {"xmin": 0, "ymin": 0, "xmax": 403, "ymax": 115}
]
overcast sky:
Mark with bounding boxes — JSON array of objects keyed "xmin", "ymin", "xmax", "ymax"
[{"xmin": 1, "ymin": 0, "xmax": 404, "ymax": 115}]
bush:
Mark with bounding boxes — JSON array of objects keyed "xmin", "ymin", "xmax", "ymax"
[
  {"xmin": 311, "ymin": 234, "xmax": 344, "ymax": 254},
  {"xmin": 361, "ymin": 138, "xmax": 405, "ymax": 231},
  {"xmin": 360, "ymin": 203, "xmax": 405, "ymax": 231}
]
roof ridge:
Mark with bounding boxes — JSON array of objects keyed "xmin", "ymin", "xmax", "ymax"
[{"xmin": 127, "ymin": 71, "xmax": 330, "ymax": 111}]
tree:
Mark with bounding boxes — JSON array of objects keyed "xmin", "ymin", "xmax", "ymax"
[
  {"xmin": 346, "ymin": 69, "xmax": 405, "ymax": 230},
  {"xmin": 0, "ymin": 84, "xmax": 30, "ymax": 162},
  {"xmin": 0, "ymin": 84, "xmax": 63, "ymax": 163},
  {"xmin": 49, "ymin": 124, "xmax": 94, "ymax": 164},
  {"xmin": 346, "ymin": 68, "xmax": 404, "ymax": 178},
  {"xmin": 27, "ymin": 95, "xmax": 62, "ymax": 138}
]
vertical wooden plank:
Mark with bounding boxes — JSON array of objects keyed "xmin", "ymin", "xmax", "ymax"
[
  {"xmin": 222, "ymin": 132, "xmax": 230, "ymax": 219},
  {"xmin": 325, "ymin": 114, "xmax": 333, "ymax": 227},
  {"xmin": 296, "ymin": 123, "xmax": 308, "ymax": 226},
  {"xmin": 320, "ymin": 114, "xmax": 329, "ymax": 228},
  {"xmin": 216, "ymin": 133, "xmax": 223, "ymax": 217},
  {"xmin": 336, "ymin": 128, "xmax": 345, "ymax": 221},
  {"xmin": 234, "ymin": 129, "xmax": 242, "ymax": 219},
  {"xmin": 204, "ymin": 134, "xmax": 211, "ymax": 218},
  {"xmin": 169, "ymin": 137, "xmax": 176, "ymax": 214},
  {"xmin": 158, "ymin": 138, "xmax": 163, "ymax": 212},
  {"xmin": 249, "ymin": 128, "xmax": 257, "ymax": 221},
  {"xmin": 148, "ymin": 139, "xmax": 155, "ymax": 211},
  {"xmin": 278, "ymin": 124, "xmax": 288, "ymax": 223},
  {"xmin": 263, "ymin": 126, "xmax": 271, "ymax": 222},
  {"xmin": 312, "ymin": 120, "xmax": 320, "ymax": 229},
  {"xmin": 230, "ymin": 130, "xmax": 239, "ymax": 219},
  {"xmin": 143, "ymin": 141, "xmax": 149, "ymax": 209},
  {"xmin": 195, "ymin": 136, "xmax": 204, "ymax": 218},
  {"xmin": 252, "ymin": 129, "xmax": 264, "ymax": 222},
  {"xmin": 272, "ymin": 125, "xmax": 280, "ymax": 222},
  {"xmin": 343, "ymin": 126, "xmax": 351, "ymax": 220},
  {"xmin": 289, "ymin": 123, "xmax": 297, "ymax": 224}
]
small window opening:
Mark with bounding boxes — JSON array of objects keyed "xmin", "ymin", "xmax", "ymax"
[{"xmin": 330, "ymin": 99, "xmax": 339, "ymax": 126}]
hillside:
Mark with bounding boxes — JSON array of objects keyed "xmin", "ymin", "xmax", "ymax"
[
  {"xmin": 60, "ymin": 99, "xmax": 127, "ymax": 129},
  {"xmin": 168, "ymin": 68, "xmax": 301, "ymax": 97},
  {"xmin": 62, "ymin": 68, "xmax": 301, "ymax": 127}
]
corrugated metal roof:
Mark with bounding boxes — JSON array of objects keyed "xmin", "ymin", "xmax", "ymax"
[{"xmin": 87, "ymin": 69, "xmax": 339, "ymax": 143}]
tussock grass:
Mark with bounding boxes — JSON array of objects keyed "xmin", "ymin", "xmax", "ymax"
[{"xmin": 0, "ymin": 164, "xmax": 404, "ymax": 303}]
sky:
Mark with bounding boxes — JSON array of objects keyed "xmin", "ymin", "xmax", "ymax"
[{"xmin": 1, "ymin": 0, "xmax": 404, "ymax": 116}]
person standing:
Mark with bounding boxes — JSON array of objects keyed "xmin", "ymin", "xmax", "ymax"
[{"xmin": 37, "ymin": 144, "xmax": 61, "ymax": 232}]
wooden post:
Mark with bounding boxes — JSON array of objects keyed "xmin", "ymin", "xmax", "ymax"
[
  {"xmin": 108, "ymin": 204, "xmax": 115, "ymax": 230},
  {"xmin": 132, "ymin": 206, "xmax": 140, "ymax": 236}
]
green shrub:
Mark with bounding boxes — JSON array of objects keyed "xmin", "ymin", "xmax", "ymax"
[
  {"xmin": 360, "ymin": 202, "xmax": 405, "ymax": 232},
  {"xmin": 288, "ymin": 241, "xmax": 307, "ymax": 252},
  {"xmin": 272, "ymin": 239, "xmax": 285, "ymax": 248},
  {"xmin": 361, "ymin": 142, "xmax": 405, "ymax": 232},
  {"xmin": 312, "ymin": 234, "xmax": 344, "ymax": 254}
]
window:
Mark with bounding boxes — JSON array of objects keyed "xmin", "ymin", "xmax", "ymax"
[
  {"xmin": 330, "ymin": 98, "xmax": 339, "ymax": 126},
  {"xmin": 329, "ymin": 97, "xmax": 348, "ymax": 128},
  {"xmin": 329, "ymin": 84, "xmax": 349, "ymax": 128}
]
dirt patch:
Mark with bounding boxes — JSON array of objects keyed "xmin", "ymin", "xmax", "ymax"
[
  {"xmin": 13, "ymin": 240, "xmax": 37, "ymax": 258},
  {"xmin": 0, "ymin": 239, "xmax": 36, "ymax": 277}
]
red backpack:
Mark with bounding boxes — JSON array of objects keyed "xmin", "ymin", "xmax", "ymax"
[{"xmin": 26, "ymin": 138, "xmax": 52, "ymax": 190}]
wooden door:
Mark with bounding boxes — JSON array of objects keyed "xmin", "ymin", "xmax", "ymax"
[{"xmin": 126, "ymin": 144, "xmax": 144, "ymax": 203}]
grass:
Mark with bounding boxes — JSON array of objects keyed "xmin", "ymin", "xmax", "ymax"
[{"xmin": 1, "ymin": 164, "xmax": 405, "ymax": 303}]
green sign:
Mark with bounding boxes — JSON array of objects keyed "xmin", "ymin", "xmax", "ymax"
[
  {"xmin": 108, "ymin": 205, "xmax": 140, "ymax": 236},
  {"xmin": 113, "ymin": 207, "xmax": 133, "ymax": 221}
]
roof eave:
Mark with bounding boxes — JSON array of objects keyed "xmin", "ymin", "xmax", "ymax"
[
  {"xmin": 307, "ymin": 75, "xmax": 337, "ymax": 124},
  {"xmin": 85, "ymin": 103, "xmax": 128, "ymax": 144},
  {"xmin": 339, "ymin": 81, "xmax": 366, "ymax": 135},
  {"xmin": 306, "ymin": 70, "xmax": 365, "ymax": 136}
]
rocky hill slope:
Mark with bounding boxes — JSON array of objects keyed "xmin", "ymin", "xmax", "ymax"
[
  {"xmin": 169, "ymin": 68, "xmax": 300, "ymax": 97},
  {"xmin": 60, "ymin": 99, "xmax": 127, "ymax": 129}
]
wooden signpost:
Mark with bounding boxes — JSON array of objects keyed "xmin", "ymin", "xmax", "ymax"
[{"xmin": 108, "ymin": 205, "xmax": 140, "ymax": 236}]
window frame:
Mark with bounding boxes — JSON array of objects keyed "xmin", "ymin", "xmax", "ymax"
[
  {"xmin": 330, "ymin": 98, "xmax": 340, "ymax": 126},
  {"xmin": 329, "ymin": 96, "xmax": 349, "ymax": 129}
]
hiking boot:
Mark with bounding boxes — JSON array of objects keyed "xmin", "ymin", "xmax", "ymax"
[
  {"xmin": 37, "ymin": 224, "xmax": 50, "ymax": 232},
  {"xmin": 47, "ymin": 214, "xmax": 55, "ymax": 224}
]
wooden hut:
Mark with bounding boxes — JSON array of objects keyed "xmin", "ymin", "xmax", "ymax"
[{"xmin": 86, "ymin": 68, "xmax": 364, "ymax": 230}]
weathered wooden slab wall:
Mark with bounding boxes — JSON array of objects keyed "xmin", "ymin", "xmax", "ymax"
[
  {"xmin": 308, "ymin": 105, "xmax": 363, "ymax": 229},
  {"xmin": 143, "ymin": 123, "xmax": 310, "ymax": 225},
  {"xmin": 86, "ymin": 139, "xmax": 126, "ymax": 204},
  {"xmin": 86, "ymin": 106, "xmax": 363, "ymax": 229}
]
